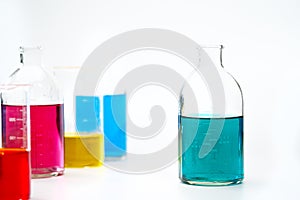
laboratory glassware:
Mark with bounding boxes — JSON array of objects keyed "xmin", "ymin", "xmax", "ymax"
[
  {"xmin": 0, "ymin": 84, "xmax": 31, "ymax": 199},
  {"xmin": 103, "ymin": 94, "xmax": 126, "ymax": 160},
  {"xmin": 53, "ymin": 66, "xmax": 104, "ymax": 167},
  {"xmin": 179, "ymin": 45, "xmax": 244, "ymax": 186},
  {"xmin": 7, "ymin": 47, "xmax": 64, "ymax": 178}
]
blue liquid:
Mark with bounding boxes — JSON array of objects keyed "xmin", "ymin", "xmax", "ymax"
[
  {"xmin": 179, "ymin": 116, "xmax": 243, "ymax": 185},
  {"xmin": 76, "ymin": 96, "xmax": 100, "ymax": 132},
  {"xmin": 104, "ymin": 94, "xmax": 126, "ymax": 159}
]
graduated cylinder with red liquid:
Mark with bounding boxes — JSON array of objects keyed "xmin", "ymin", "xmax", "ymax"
[
  {"xmin": 6, "ymin": 47, "xmax": 64, "ymax": 178},
  {"xmin": 0, "ymin": 84, "xmax": 31, "ymax": 200}
]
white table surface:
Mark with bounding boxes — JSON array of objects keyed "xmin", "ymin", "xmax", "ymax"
[{"xmin": 31, "ymin": 156, "xmax": 300, "ymax": 200}]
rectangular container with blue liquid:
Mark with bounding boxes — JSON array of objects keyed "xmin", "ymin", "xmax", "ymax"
[{"xmin": 103, "ymin": 94, "xmax": 126, "ymax": 160}]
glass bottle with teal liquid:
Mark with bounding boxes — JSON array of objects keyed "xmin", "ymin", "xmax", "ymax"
[{"xmin": 179, "ymin": 45, "xmax": 244, "ymax": 186}]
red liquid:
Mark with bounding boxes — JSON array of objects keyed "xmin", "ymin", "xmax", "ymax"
[
  {"xmin": 0, "ymin": 148, "xmax": 30, "ymax": 200},
  {"xmin": 2, "ymin": 104, "xmax": 64, "ymax": 177}
]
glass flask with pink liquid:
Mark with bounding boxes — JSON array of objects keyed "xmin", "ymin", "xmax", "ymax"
[{"xmin": 7, "ymin": 47, "xmax": 64, "ymax": 178}]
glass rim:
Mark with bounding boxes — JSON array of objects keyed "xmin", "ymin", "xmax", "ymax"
[
  {"xmin": 200, "ymin": 44, "xmax": 224, "ymax": 49},
  {"xmin": 52, "ymin": 66, "xmax": 80, "ymax": 69},
  {"xmin": 0, "ymin": 84, "xmax": 32, "ymax": 90}
]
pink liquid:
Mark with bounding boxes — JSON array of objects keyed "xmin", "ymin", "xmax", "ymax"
[
  {"xmin": 2, "ymin": 105, "xmax": 28, "ymax": 149},
  {"xmin": 31, "ymin": 104, "xmax": 64, "ymax": 177},
  {"xmin": 2, "ymin": 104, "xmax": 64, "ymax": 178}
]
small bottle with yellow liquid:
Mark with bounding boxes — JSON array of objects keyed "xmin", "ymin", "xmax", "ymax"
[{"xmin": 53, "ymin": 67, "xmax": 104, "ymax": 168}]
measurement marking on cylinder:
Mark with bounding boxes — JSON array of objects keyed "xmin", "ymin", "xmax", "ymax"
[
  {"xmin": 8, "ymin": 118, "xmax": 24, "ymax": 122},
  {"xmin": 9, "ymin": 136, "xmax": 17, "ymax": 140},
  {"xmin": 9, "ymin": 118, "xmax": 16, "ymax": 122}
]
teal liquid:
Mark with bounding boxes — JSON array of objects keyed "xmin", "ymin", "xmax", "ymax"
[{"xmin": 179, "ymin": 116, "xmax": 243, "ymax": 186}]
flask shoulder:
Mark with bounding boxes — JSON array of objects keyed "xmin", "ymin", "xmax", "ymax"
[
  {"xmin": 8, "ymin": 65, "xmax": 63, "ymax": 104},
  {"xmin": 222, "ymin": 69, "xmax": 243, "ymax": 98},
  {"xmin": 219, "ymin": 69, "xmax": 244, "ymax": 117}
]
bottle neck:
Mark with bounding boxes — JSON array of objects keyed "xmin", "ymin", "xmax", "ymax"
[
  {"xmin": 20, "ymin": 47, "xmax": 42, "ymax": 67},
  {"xmin": 202, "ymin": 45, "xmax": 224, "ymax": 68}
]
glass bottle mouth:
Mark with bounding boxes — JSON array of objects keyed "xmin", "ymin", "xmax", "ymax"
[
  {"xmin": 19, "ymin": 46, "xmax": 42, "ymax": 65},
  {"xmin": 19, "ymin": 46, "xmax": 42, "ymax": 53}
]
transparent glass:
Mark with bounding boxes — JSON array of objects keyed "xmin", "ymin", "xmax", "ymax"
[
  {"xmin": 95, "ymin": 73, "xmax": 127, "ymax": 161},
  {"xmin": 7, "ymin": 47, "xmax": 64, "ymax": 178},
  {"xmin": 0, "ymin": 84, "xmax": 31, "ymax": 199},
  {"xmin": 53, "ymin": 66, "xmax": 104, "ymax": 168},
  {"xmin": 102, "ymin": 93, "xmax": 126, "ymax": 161},
  {"xmin": 179, "ymin": 45, "xmax": 244, "ymax": 186}
]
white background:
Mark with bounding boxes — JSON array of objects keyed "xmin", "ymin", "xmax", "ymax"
[{"xmin": 1, "ymin": 0, "xmax": 300, "ymax": 199}]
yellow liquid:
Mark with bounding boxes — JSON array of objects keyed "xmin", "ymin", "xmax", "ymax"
[{"xmin": 64, "ymin": 133, "xmax": 104, "ymax": 168}]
